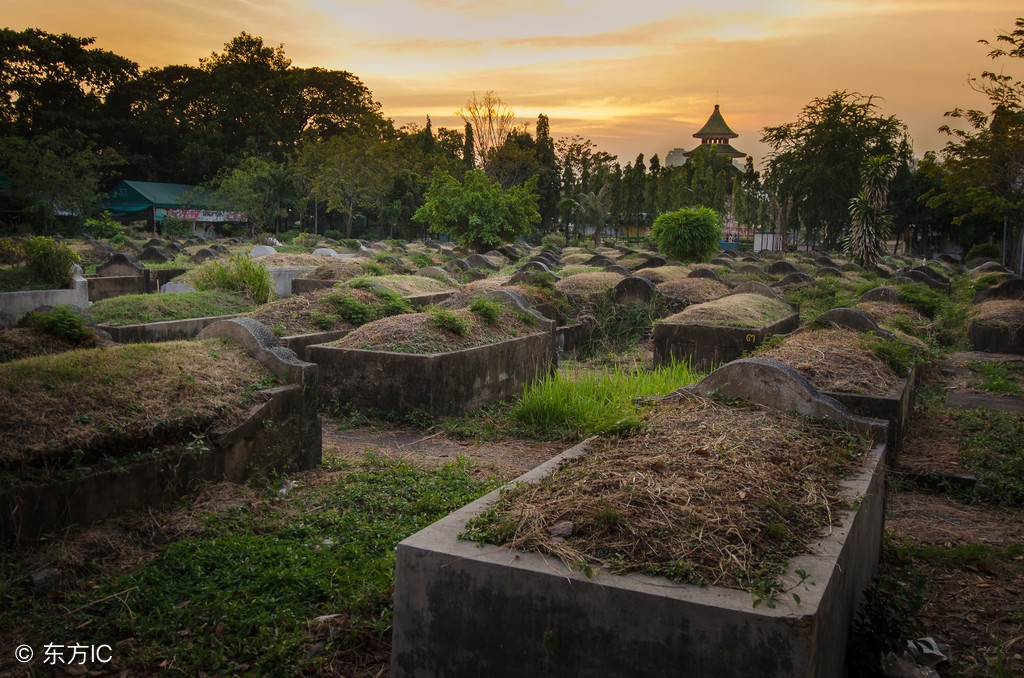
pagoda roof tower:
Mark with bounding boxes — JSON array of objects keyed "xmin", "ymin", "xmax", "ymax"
[{"xmin": 683, "ymin": 105, "xmax": 746, "ymax": 160}]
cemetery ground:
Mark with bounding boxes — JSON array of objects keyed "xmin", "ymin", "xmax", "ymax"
[
  {"xmin": 0, "ymin": 342, "xmax": 1021, "ymax": 677},
  {"xmin": 1, "ymin": 234, "xmax": 1023, "ymax": 676}
]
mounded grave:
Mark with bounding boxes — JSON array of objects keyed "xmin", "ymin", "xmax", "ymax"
[
  {"xmin": 653, "ymin": 291, "xmax": 799, "ymax": 369},
  {"xmin": 392, "ymin": 359, "xmax": 889, "ymax": 678}
]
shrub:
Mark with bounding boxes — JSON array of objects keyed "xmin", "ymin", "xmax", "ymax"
[
  {"xmin": 83, "ymin": 211, "xmax": 124, "ymax": 240},
  {"xmin": 190, "ymin": 254, "xmax": 274, "ymax": 304},
  {"xmin": 161, "ymin": 216, "xmax": 193, "ymax": 238},
  {"xmin": 409, "ymin": 252, "xmax": 435, "ymax": 269},
  {"xmin": 541, "ymin": 233, "xmax": 567, "ymax": 248},
  {"xmin": 0, "ymin": 238, "xmax": 24, "ymax": 265},
  {"xmin": 426, "ymin": 307, "xmax": 469, "ymax": 335},
  {"xmin": 23, "ymin": 236, "xmax": 81, "ymax": 288},
  {"xmin": 469, "ymin": 297, "xmax": 502, "ymax": 325},
  {"xmin": 965, "ymin": 242, "xmax": 1000, "ymax": 262},
  {"xmin": 650, "ymin": 207, "xmax": 723, "ymax": 263},
  {"xmin": 323, "ymin": 229, "xmax": 343, "ymax": 241},
  {"xmin": 25, "ymin": 305, "xmax": 93, "ymax": 343},
  {"xmin": 293, "ymin": 232, "xmax": 319, "ymax": 248}
]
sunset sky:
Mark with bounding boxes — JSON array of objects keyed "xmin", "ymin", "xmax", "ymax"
[{"xmin": 5, "ymin": 1, "xmax": 1024, "ymax": 169}]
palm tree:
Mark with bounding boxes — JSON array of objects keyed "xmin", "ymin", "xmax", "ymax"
[
  {"xmin": 255, "ymin": 163, "xmax": 299, "ymax": 234},
  {"xmin": 560, "ymin": 183, "xmax": 612, "ymax": 246},
  {"xmin": 846, "ymin": 155, "xmax": 894, "ymax": 269}
]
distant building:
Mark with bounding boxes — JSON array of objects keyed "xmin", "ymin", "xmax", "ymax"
[{"xmin": 665, "ymin": 105, "xmax": 747, "ymax": 167}]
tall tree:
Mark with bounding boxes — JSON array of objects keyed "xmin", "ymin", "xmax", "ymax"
[
  {"xmin": 485, "ymin": 129, "xmax": 538, "ymax": 190},
  {"xmin": 0, "ymin": 28, "xmax": 138, "ymax": 137},
  {"xmin": 462, "ymin": 122, "xmax": 476, "ymax": 172},
  {"xmin": 455, "ymin": 90, "xmax": 519, "ymax": 164},
  {"xmin": 762, "ymin": 91, "xmax": 910, "ymax": 250},
  {"xmin": 413, "ymin": 169, "xmax": 539, "ymax": 251},
  {"xmin": 534, "ymin": 114, "xmax": 560, "ymax": 231},
  {"xmin": 846, "ymin": 155, "xmax": 895, "ymax": 269},
  {"xmin": 939, "ymin": 17, "xmax": 1024, "ymax": 273}
]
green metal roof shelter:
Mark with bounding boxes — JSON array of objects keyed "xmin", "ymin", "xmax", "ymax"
[{"xmin": 100, "ymin": 181, "xmax": 200, "ymax": 219}]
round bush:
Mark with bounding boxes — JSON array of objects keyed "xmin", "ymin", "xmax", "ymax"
[{"xmin": 649, "ymin": 207, "xmax": 723, "ymax": 263}]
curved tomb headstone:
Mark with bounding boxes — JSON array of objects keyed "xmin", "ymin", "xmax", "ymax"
[
  {"xmin": 816, "ymin": 266, "xmax": 842, "ymax": 277},
  {"xmin": 139, "ymin": 246, "xmax": 171, "ymax": 263},
  {"xmin": 518, "ymin": 261, "xmax": 553, "ymax": 274},
  {"xmin": 603, "ymin": 264, "xmax": 632, "ymax": 278},
  {"xmin": 815, "ymin": 256, "xmax": 839, "ymax": 268},
  {"xmin": 735, "ymin": 264, "xmax": 766, "ymax": 276},
  {"xmin": 96, "ymin": 253, "xmax": 145, "ymax": 277},
  {"xmin": 190, "ymin": 248, "xmax": 220, "ymax": 265},
  {"xmin": 312, "ymin": 247, "xmax": 340, "ymax": 258},
  {"xmin": 858, "ymin": 286, "xmax": 902, "ymax": 303},
  {"xmin": 466, "ymin": 253, "xmax": 501, "ymax": 271},
  {"xmin": 585, "ymin": 254, "xmax": 615, "ymax": 267},
  {"xmin": 815, "ymin": 307, "xmax": 895, "ymax": 339},
  {"xmin": 614, "ymin": 276, "xmax": 658, "ymax": 305},
  {"xmin": 709, "ymin": 258, "xmax": 734, "ymax": 268},
  {"xmin": 773, "ymin": 272, "xmax": 815, "ymax": 287},
  {"xmin": 973, "ymin": 277, "xmax": 1024, "ymax": 303},
  {"xmin": 688, "ymin": 267, "xmax": 722, "ymax": 282},
  {"xmin": 766, "ymin": 260, "xmax": 799, "ymax": 275},
  {"xmin": 249, "ymin": 245, "xmax": 277, "ymax": 258}
]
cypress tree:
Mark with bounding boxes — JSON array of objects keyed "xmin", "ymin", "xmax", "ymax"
[{"xmin": 463, "ymin": 122, "xmax": 476, "ymax": 172}]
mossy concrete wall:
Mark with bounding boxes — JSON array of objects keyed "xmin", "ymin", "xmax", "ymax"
[
  {"xmin": 969, "ymin": 320, "xmax": 1024, "ymax": 354},
  {"xmin": 87, "ymin": 274, "xmax": 149, "ymax": 302},
  {"xmin": 308, "ymin": 332, "xmax": 554, "ymax": 418}
]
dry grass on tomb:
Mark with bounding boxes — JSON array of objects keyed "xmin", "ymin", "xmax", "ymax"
[
  {"xmin": 634, "ymin": 265, "xmax": 691, "ymax": 284},
  {"xmin": 662, "ymin": 293, "xmax": 793, "ymax": 327},
  {"xmin": 464, "ymin": 275, "xmax": 513, "ymax": 291},
  {"xmin": 244, "ymin": 287, "xmax": 380, "ymax": 336},
  {"xmin": 972, "ymin": 299, "xmax": 1024, "ymax": 326},
  {"xmin": 349, "ymin": 274, "xmax": 456, "ymax": 296},
  {"xmin": 756, "ymin": 328, "xmax": 903, "ymax": 395},
  {"xmin": 299, "ymin": 260, "xmax": 366, "ymax": 281},
  {"xmin": 328, "ymin": 303, "xmax": 540, "ymax": 354},
  {"xmin": 554, "ymin": 271, "xmax": 625, "ymax": 296},
  {"xmin": 657, "ymin": 278, "xmax": 729, "ymax": 303},
  {"xmin": 464, "ymin": 394, "xmax": 871, "ymax": 596},
  {"xmin": 247, "ymin": 252, "xmax": 342, "ymax": 268},
  {"xmin": 0, "ymin": 341, "xmax": 273, "ymax": 480},
  {"xmin": 0, "ymin": 327, "xmax": 102, "ymax": 364}
]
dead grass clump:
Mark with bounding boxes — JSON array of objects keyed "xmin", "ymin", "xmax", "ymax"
[
  {"xmin": 0, "ymin": 327, "xmax": 100, "ymax": 364},
  {"xmin": 635, "ymin": 266, "xmax": 692, "ymax": 284},
  {"xmin": 0, "ymin": 340, "xmax": 273, "ymax": 480},
  {"xmin": 756, "ymin": 329, "xmax": 902, "ymax": 395},
  {"xmin": 300, "ymin": 260, "xmax": 366, "ymax": 281},
  {"xmin": 560, "ymin": 253, "xmax": 594, "ymax": 266},
  {"xmin": 248, "ymin": 253, "xmax": 340, "ymax": 268},
  {"xmin": 662, "ymin": 293, "xmax": 793, "ymax": 327},
  {"xmin": 657, "ymin": 278, "xmax": 729, "ymax": 303},
  {"xmin": 244, "ymin": 288, "xmax": 375, "ymax": 336},
  {"xmin": 554, "ymin": 272, "xmax": 624, "ymax": 297},
  {"xmin": 464, "ymin": 395, "xmax": 870, "ymax": 597},
  {"xmin": 329, "ymin": 303, "xmax": 540, "ymax": 354},
  {"xmin": 465, "ymin": 276, "xmax": 513, "ymax": 291},
  {"xmin": 972, "ymin": 299, "xmax": 1024, "ymax": 325},
  {"xmin": 351, "ymin": 274, "xmax": 456, "ymax": 296}
]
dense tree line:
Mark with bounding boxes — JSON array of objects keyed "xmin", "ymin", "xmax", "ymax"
[{"xmin": 2, "ymin": 22, "xmax": 1023, "ymax": 271}]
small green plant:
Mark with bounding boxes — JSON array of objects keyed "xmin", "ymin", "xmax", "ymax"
[
  {"xmin": 541, "ymin": 233, "xmax": 567, "ymax": 248},
  {"xmin": 292, "ymin": 231, "xmax": 319, "ymax": 248},
  {"xmin": 161, "ymin": 216, "xmax": 194, "ymax": 237},
  {"xmin": 22, "ymin": 236, "xmax": 81, "ymax": 288},
  {"xmin": 323, "ymin": 229, "xmax": 343, "ymax": 240},
  {"xmin": 25, "ymin": 305, "xmax": 93, "ymax": 343},
  {"xmin": 426, "ymin": 307, "xmax": 470, "ymax": 336},
  {"xmin": 190, "ymin": 254, "xmax": 275, "ymax": 304},
  {"xmin": 83, "ymin": 211, "xmax": 124, "ymax": 239},
  {"xmin": 846, "ymin": 567, "xmax": 927, "ymax": 677},
  {"xmin": 360, "ymin": 261, "xmax": 387, "ymax": 276},
  {"xmin": 332, "ymin": 294, "xmax": 373, "ymax": 325},
  {"xmin": 859, "ymin": 333, "xmax": 919, "ymax": 377},
  {"xmin": 309, "ymin": 310, "xmax": 337, "ymax": 331},
  {"xmin": 409, "ymin": 252, "xmax": 435, "ymax": 268},
  {"xmin": 0, "ymin": 238, "xmax": 24, "ymax": 265},
  {"xmin": 469, "ymin": 296, "xmax": 502, "ymax": 325}
]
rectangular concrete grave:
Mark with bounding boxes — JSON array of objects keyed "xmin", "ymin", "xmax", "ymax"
[
  {"xmin": 652, "ymin": 312, "xmax": 800, "ymax": 369},
  {"xmin": 307, "ymin": 331, "xmax": 554, "ymax": 419},
  {"xmin": 268, "ymin": 266, "xmax": 316, "ymax": 297},
  {"xmin": 0, "ymin": 275, "xmax": 90, "ymax": 328},
  {"xmin": 820, "ymin": 367, "xmax": 917, "ymax": 457},
  {"xmin": 279, "ymin": 329, "xmax": 352, "ymax": 355},
  {"xmin": 98, "ymin": 313, "xmax": 243, "ymax": 343},
  {"xmin": 969, "ymin": 320, "xmax": 1024, "ymax": 354},
  {"xmin": 291, "ymin": 278, "xmax": 335, "ymax": 294},
  {"xmin": 1, "ymin": 318, "xmax": 321, "ymax": 543},
  {"xmin": 392, "ymin": 437, "xmax": 888, "ymax": 678},
  {"xmin": 87, "ymin": 274, "xmax": 149, "ymax": 302}
]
